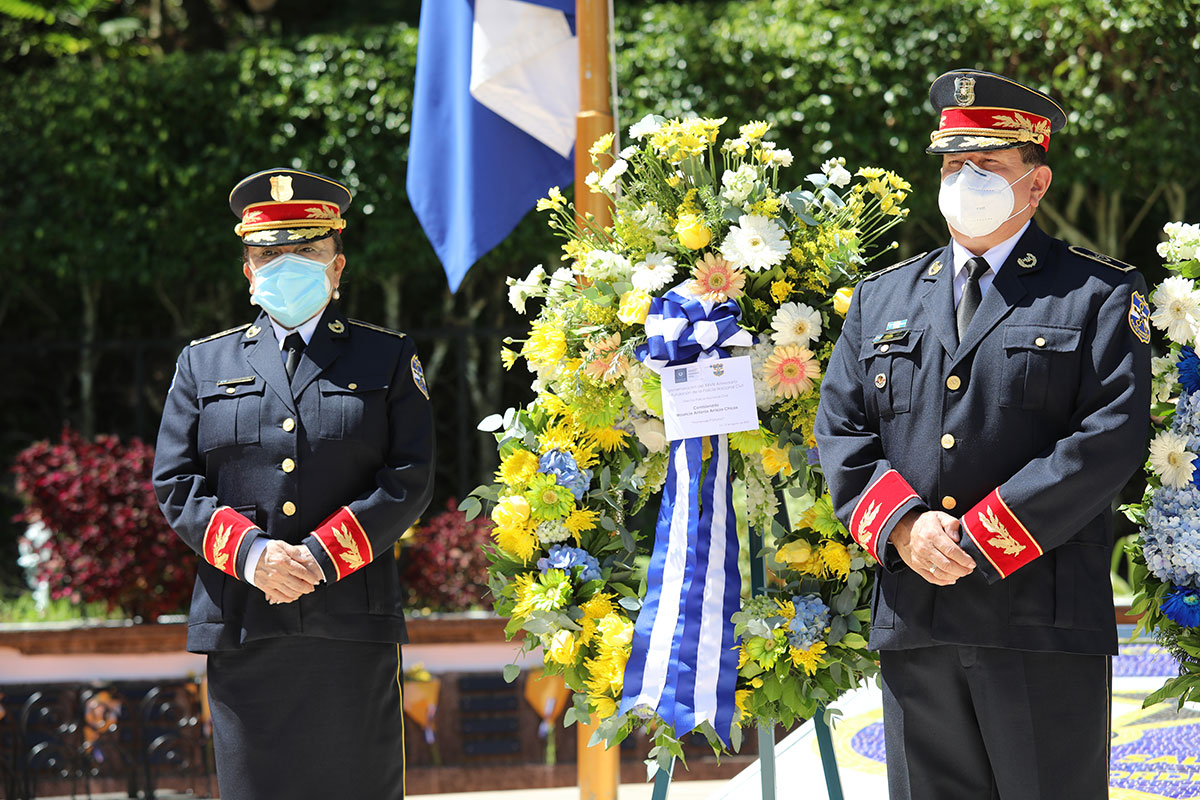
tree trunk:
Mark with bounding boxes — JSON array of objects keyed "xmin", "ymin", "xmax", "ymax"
[
  {"xmin": 79, "ymin": 279, "xmax": 100, "ymax": 437},
  {"xmin": 380, "ymin": 273, "xmax": 402, "ymax": 331}
]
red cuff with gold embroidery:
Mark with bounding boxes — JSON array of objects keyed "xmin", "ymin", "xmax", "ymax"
[
  {"xmin": 960, "ymin": 489, "xmax": 1043, "ymax": 579},
  {"xmin": 203, "ymin": 507, "xmax": 258, "ymax": 578},
  {"xmin": 850, "ymin": 470, "xmax": 921, "ymax": 562},
  {"xmin": 312, "ymin": 506, "xmax": 374, "ymax": 580}
]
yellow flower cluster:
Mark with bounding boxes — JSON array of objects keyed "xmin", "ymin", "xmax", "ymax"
[
  {"xmin": 584, "ymin": 613, "xmax": 634, "ymax": 716},
  {"xmin": 649, "ymin": 117, "xmax": 727, "ymax": 163}
]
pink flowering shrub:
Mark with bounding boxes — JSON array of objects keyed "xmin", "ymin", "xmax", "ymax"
[{"xmin": 400, "ymin": 498, "xmax": 493, "ymax": 612}]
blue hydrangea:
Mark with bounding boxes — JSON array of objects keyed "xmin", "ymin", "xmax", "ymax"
[
  {"xmin": 1180, "ymin": 347, "xmax": 1200, "ymax": 395},
  {"xmin": 806, "ymin": 447, "xmax": 821, "ymax": 466},
  {"xmin": 787, "ymin": 594, "xmax": 830, "ymax": 650},
  {"xmin": 1162, "ymin": 585, "xmax": 1200, "ymax": 629},
  {"xmin": 538, "ymin": 449, "xmax": 592, "ymax": 501},
  {"xmin": 537, "ymin": 544, "xmax": 601, "ymax": 583}
]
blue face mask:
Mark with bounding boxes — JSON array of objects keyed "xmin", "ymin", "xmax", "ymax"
[{"xmin": 249, "ymin": 253, "xmax": 335, "ymax": 328}]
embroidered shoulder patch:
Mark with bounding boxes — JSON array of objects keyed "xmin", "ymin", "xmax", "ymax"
[
  {"xmin": 861, "ymin": 252, "xmax": 928, "ymax": 283},
  {"xmin": 349, "ymin": 319, "xmax": 407, "ymax": 338},
  {"xmin": 1129, "ymin": 291, "xmax": 1151, "ymax": 344},
  {"xmin": 1068, "ymin": 245, "xmax": 1137, "ymax": 272},
  {"xmin": 411, "ymin": 354, "xmax": 430, "ymax": 399},
  {"xmin": 189, "ymin": 323, "xmax": 251, "ymax": 347}
]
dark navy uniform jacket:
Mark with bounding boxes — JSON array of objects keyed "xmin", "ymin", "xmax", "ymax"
[
  {"xmin": 815, "ymin": 222, "xmax": 1150, "ymax": 655},
  {"xmin": 153, "ymin": 303, "xmax": 435, "ymax": 653}
]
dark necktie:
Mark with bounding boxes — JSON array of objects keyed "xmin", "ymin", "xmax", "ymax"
[
  {"xmin": 283, "ymin": 332, "xmax": 306, "ymax": 383},
  {"xmin": 956, "ymin": 256, "xmax": 991, "ymax": 343}
]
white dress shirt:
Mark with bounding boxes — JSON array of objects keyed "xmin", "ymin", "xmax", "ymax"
[{"xmin": 950, "ymin": 220, "xmax": 1031, "ymax": 307}]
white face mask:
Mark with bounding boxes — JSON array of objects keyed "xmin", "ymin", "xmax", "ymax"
[{"xmin": 938, "ymin": 160, "xmax": 1035, "ymax": 238}]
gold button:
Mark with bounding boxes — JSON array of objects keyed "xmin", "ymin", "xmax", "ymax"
[
  {"xmin": 348, "ymin": 382, "xmax": 358, "ymax": 390},
  {"xmin": 875, "ymin": 373, "xmax": 887, "ymax": 389},
  {"xmin": 942, "ymin": 496, "xmax": 957, "ymax": 511},
  {"xmin": 281, "ymin": 458, "xmax": 296, "ymax": 473},
  {"xmin": 946, "ymin": 375, "xmax": 961, "ymax": 391},
  {"xmin": 1035, "ymin": 337, "xmax": 1047, "ymax": 348},
  {"xmin": 282, "ymin": 417, "xmax": 295, "ymax": 432},
  {"xmin": 879, "ymin": 344, "xmax": 890, "ymax": 354},
  {"xmin": 225, "ymin": 387, "xmax": 237, "ymax": 394},
  {"xmin": 941, "ymin": 433, "xmax": 956, "ymax": 450},
  {"xmin": 282, "ymin": 501, "xmax": 296, "ymax": 516}
]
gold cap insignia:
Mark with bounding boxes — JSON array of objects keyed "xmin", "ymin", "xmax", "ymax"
[
  {"xmin": 245, "ymin": 325, "xmax": 261, "ymax": 338},
  {"xmin": 269, "ymin": 175, "xmax": 294, "ymax": 202},
  {"xmin": 953, "ymin": 76, "xmax": 976, "ymax": 107},
  {"xmin": 328, "ymin": 320, "xmax": 346, "ymax": 334},
  {"xmin": 927, "ymin": 260, "xmax": 943, "ymax": 276},
  {"xmin": 1017, "ymin": 253, "xmax": 1037, "ymax": 269}
]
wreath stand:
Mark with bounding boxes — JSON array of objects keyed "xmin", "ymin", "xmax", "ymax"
[{"xmin": 649, "ymin": 499, "xmax": 846, "ymax": 800}]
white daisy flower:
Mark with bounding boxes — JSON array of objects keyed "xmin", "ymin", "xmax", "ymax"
[
  {"xmin": 631, "ymin": 252, "xmax": 678, "ymax": 293},
  {"xmin": 619, "ymin": 145, "xmax": 638, "ymax": 160},
  {"xmin": 1149, "ymin": 430, "xmax": 1196, "ymax": 488},
  {"xmin": 1151, "ymin": 275, "xmax": 1200, "ymax": 344},
  {"xmin": 506, "ymin": 264, "xmax": 546, "ymax": 314},
  {"xmin": 628, "ymin": 114, "xmax": 661, "ymax": 140},
  {"xmin": 720, "ymin": 214, "xmax": 789, "ymax": 272},
  {"xmin": 770, "ymin": 302, "xmax": 823, "ymax": 348},
  {"xmin": 598, "ymin": 159, "xmax": 628, "ymax": 193}
]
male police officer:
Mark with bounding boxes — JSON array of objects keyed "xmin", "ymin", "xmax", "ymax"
[
  {"xmin": 815, "ymin": 71, "xmax": 1151, "ymax": 798},
  {"xmin": 153, "ymin": 168, "xmax": 434, "ymax": 800}
]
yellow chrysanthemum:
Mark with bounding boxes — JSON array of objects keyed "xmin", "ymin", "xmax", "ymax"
[
  {"xmin": 562, "ymin": 238, "xmax": 591, "ymax": 263},
  {"xmin": 735, "ymin": 688, "xmax": 753, "ymax": 721},
  {"xmin": 500, "ymin": 347, "xmax": 520, "ymax": 370},
  {"xmin": 538, "ymin": 420, "xmax": 581, "ymax": 454},
  {"xmin": 770, "ymin": 279, "xmax": 795, "ymax": 304},
  {"xmin": 857, "ymin": 166, "xmax": 885, "ymax": 179},
  {"xmin": 590, "ymin": 427, "xmax": 628, "ymax": 452},
  {"xmin": 565, "ymin": 507, "xmax": 600, "ymax": 535},
  {"xmin": 496, "ymin": 449, "xmax": 539, "ymax": 487},
  {"xmin": 774, "ymin": 598, "xmax": 796, "ymax": 622},
  {"xmin": 738, "ymin": 642, "xmax": 751, "ymax": 669},
  {"xmin": 581, "ymin": 591, "xmax": 616, "ymax": 620},
  {"xmin": 536, "ymin": 186, "xmax": 566, "ymax": 211},
  {"xmin": 790, "ymin": 642, "xmax": 827, "ymax": 676},
  {"xmin": 588, "ymin": 132, "xmax": 614, "ymax": 159},
  {"xmin": 589, "ymin": 694, "xmax": 618, "ymax": 718},
  {"xmin": 578, "ymin": 617, "xmax": 597, "ymax": 646},
  {"xmin": 761, "ymin": 446, "xmax": 794, "ymax": 477},
  {"xmin": 819, "ymin": 541, "xmax": 852, "ymax": 579},
  {"xmin": 524, "ymin": 324, "xmax": 568, "ymax": 367},
  {"xmin": 494, "ymin": 523, "xmax": 537, "ymax": 564}
]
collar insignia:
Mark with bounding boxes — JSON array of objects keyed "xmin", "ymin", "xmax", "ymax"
[
  {"xmin": 245, "ymin": 325, "xmax": 261, "ymax": 338},
  {"xmin": 1017, "ymin": 253, "xmax": 1037, "ymax": 269},
  {"xmin": 928, "ymin": 260, "xmax": 943, "ymax": 276},
  {"xmin": 328, "ymin": 320, "xmax": 346, "ymax": 334}
]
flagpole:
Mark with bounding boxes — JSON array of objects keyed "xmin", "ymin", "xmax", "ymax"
[{"xmin": 576, "ymin": 0, "xmax": 618, "ymax": 799}]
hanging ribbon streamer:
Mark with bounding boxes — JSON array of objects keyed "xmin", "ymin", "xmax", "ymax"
[{"xmin": 620, "ymin": 283, "xmax": 752, "ymax": 745}]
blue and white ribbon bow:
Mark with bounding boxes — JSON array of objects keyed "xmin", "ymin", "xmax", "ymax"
[{"xmin": 621, "ymin": 283, "xmax": 752, "ymax": 745}]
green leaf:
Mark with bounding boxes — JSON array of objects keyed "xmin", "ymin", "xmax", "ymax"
[{"xmin": 503, "ymin": 663, "xmax": 521, "ymax": 683}]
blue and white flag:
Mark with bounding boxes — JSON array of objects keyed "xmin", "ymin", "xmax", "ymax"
[
  {"xmin": 620, "ymin": 283, "xmax": 753, "ymax": 745},
  {"xmin": 408, "ymin": 0, "xmax": 578, "ymax": 292}
]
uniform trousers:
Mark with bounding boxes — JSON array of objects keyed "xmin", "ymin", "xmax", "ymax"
[
  {"xmin": 207, "ymin": 635, "xmax": 406, "ymax": 800},
  {"xmin": 880, "ymin": 644, "xmax": 1110, "ymax": 800}
]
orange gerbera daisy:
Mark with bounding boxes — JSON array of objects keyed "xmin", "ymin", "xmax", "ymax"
[
  {"xmin": 763, "ymin": 345, "xmax": 820, "ymax": 399},
  {"xmin": 689, "ymin": 253, "xmax": 746, "ymax": 302}
]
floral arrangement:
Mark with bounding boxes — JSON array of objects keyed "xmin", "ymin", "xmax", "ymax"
[
  {"xmin": 398, "ymin": 498, "xmax": 494, "ymax": 612},
  {"xmin": 462, "ymin": 115, "xmax": 910, "ymax": 761},
  {"xmin": 12, "ymin": 427, "xmax": 193, "ymax": 620},
  {"xmin": 1126, "ymin": 220, "xmax": 1200, "ymax": 708}
]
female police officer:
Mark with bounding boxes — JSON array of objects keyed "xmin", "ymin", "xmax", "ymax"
[{"xmin": 153, "ymin": 168, "xmax": 435, "ymax": 800}]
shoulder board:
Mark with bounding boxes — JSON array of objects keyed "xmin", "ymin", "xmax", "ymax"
[
  {"xmin": 861, "ymin": 252, "xmax": 928, "ymax": 283},
  {"xmin": 349, "ymin": 319, "xmax": 407, "ymax": 338},
  {"xmin": 1068, "ymin": 245, "xmax": 1137, "ymax": 273},
  {"xmin": 190, "ymin": 323, "xmax": 251, "ymax": 346}
]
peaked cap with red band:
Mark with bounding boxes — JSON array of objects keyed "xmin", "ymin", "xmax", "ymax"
[
  {"xmin": 927, "ymin": 69, "xmax": 1066, "ymax": 155},
  {"xmin": 229, "ymin": 167, "xmax": 352, "ymax": 246}
]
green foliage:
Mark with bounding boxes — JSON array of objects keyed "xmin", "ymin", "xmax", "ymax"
[{"xmin": 0, "ymin": 591, "xmax": 121, "ymax": 623}]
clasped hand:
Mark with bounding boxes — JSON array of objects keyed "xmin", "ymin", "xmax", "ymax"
[
  {"xmin": 255, "ymin": 540, "xmax": 325, "ymax": 604},
  {"xmin": 890, "ymin": 510, "xmax": 976, "ymax": 586}
]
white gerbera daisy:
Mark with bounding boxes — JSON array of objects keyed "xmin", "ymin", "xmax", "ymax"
[
  {"xmin": 1150, "ymin": 275, "xmax": 1200, "ymax": 344},
  {"xmin": 770, "ymin": 302, "xmax": 823, "ymax": 348},
  {"xmin": 628, "ymin": 114, "xmax": 661, "ymax": 140},
  {"xmin": 506, "ymin": 264, "xmax": 546, "ymax": 313},
  {"xmin": 720, "ymin": 214, "xmax": 789, "ymax": 272},
  {"xmin": 631, "ymin": 252, "xmax": 678, "ymax": 292},
  {"xmin": 1148, "ymin": 430, "xmax": 1196, "ymax": 488}
]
